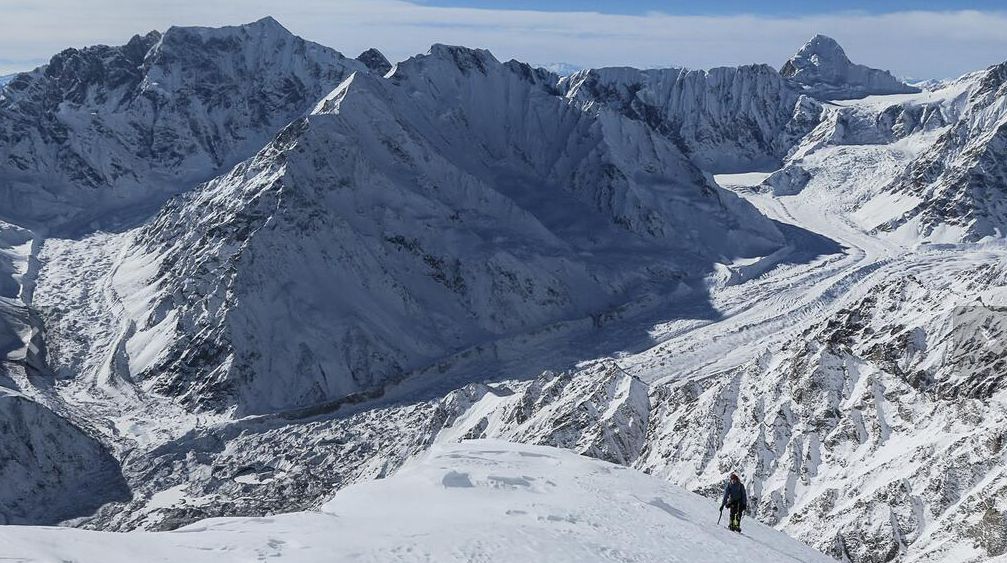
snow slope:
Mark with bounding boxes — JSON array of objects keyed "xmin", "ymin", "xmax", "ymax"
[{"xmin": 0, "ymin": 440, "xmax": 831, "ymax": 563}]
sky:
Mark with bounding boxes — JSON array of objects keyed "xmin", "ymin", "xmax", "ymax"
[
  {"xmin": 420, "ymin": 0, "xmax": 1007, "ymax": 16},
  {"xmin": 1, "ymin": 1, "xmax": 1006, "ymax": 79}
]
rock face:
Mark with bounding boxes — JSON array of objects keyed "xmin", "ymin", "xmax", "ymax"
[
  {"xmin": 781, "ymin": 35, "xmax": 919, "ymax": 100},
  {"xmin": 0, "ymin": 386, "xmax": 128, "ymax": 524},
  {"xmin": 879, "ymin": 62, "xmax": 1007, "ymax": 241},
  {"xmin": 355, "ymin": 48, "xmax": 392, "ymax": 75},
  {"xmin": 0, "ymin": 16, "xmax": 365, "ymax": 234},
  {"xmin": 561, "ymin": 64, "xmax": 821, "ymax": 172}
]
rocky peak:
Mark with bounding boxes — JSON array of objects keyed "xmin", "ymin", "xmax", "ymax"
[
  {"xmin": 3, "ymin": 31, "xmax": 161, "ymax": 106},
  {"xmin": 161, "ymin": 15, "xmax": 288, "ymax": 41},
  {"xmin": 356, "ymin": 48, "xmax": 392, "ymax": 75},
  {"xmin": 246, "ymin": 15, "xmax": 287, "ymax": 32},
  {"xmin": 426, "ymin": 44, "xmax": 498, "ymax": 74},
  {"xmin": 781, "ymin": 34, "xmax": 919, "ymax": 100},
  {"xmin": 786, "ymin": 34, "xmax": 852, "ymax": 71},
  {"xmin": 0, "ymin": 18, "xmax": 365, "ymax": 233}
]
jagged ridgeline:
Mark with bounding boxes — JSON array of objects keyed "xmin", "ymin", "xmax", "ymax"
[
  {"xmin": 1, "ymin": 16, "xmax": 1006, "ymax": 563},
  {"xmin": 0, "ymin": 17, "xmax": 367, "ymax": 233}
]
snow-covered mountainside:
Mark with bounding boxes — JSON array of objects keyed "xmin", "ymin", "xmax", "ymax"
[
  {"xmin": 5, "ymin": 18, "xmax": 1007, "ymax": 563},
  {"xmin": 0, "ymin": 441, "xmax": 832, "ymax": 563},
  {"xmin": 765, "ymin": 61, "xmax": 1007, "ymax": 244},
  {"xmin": 536, "ymin": 62, "xmax": 584, "ymax": 76},
  {"xmin": 879, "ymin": 62, "xmax": 1007, "ymax": 241},
  {"xmin": 0, "ymin": 16, "xmax": 364, "ymax": 234},
  {"xmin": 781, "ymin": 35, "xmax": 919, "ymax": 100},
  {"xmin": 82, "ymin": 44, "xmax": 788, "ymax": 415},
  {"xmin": 562, "ymin": 64, "xmax": 821, "ymax": 172}
]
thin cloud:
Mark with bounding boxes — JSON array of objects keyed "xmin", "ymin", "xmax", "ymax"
[{"xmin": 0, "ymin": 1, "xmax": 1004, "ymax": 79}]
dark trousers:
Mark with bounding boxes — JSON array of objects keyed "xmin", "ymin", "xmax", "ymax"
[{"xmin": 728, "ymin": 504, "xmax": 744, "ymax": 531}]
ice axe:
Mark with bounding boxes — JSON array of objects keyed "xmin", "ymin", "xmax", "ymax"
[{"xmin": 718, "ymin": 506, "xmax": 723, "ymax": 525}]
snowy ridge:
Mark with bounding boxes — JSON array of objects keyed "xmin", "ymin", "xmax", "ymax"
[
  {"xmin": 73, "ymin": 361, "xmax": 650, "ymax": 531},
  {"xmin": 0, "ymin": 16, "xmax": 365, "ymax": 234},
  {"xmin": 0, "ymin": 441, "xmax": 831, "ymax": 563},
  {"xmin": 561, "ymin": 64, "xmax": 821, "ymax": 172}
]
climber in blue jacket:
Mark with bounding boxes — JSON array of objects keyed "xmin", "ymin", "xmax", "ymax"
[{"xmin": 720, "ymin": 473, "xmax": 748, "ymax": 533}]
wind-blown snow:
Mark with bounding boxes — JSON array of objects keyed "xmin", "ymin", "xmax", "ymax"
[{"xmin": 0, "ymin": 441, "xmax": 830, "ymax": 563}]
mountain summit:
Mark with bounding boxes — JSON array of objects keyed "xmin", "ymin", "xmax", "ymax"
[
  {"xmin": 781, "ymin": 34, "xmax": 919, "ymax": 100},
  {"xmin": 0, "ymin": 18, "xmax": 366, "ymax": 234},
  {"xmin": 355, "ymin": 47, "xmax": 392, "ymax": 75}
]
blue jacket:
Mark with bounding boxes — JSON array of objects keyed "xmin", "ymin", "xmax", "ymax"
[{"xmin": 721, "ymin": 480, "xmax": 747, "ymax": 510}]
